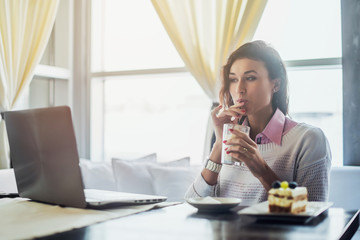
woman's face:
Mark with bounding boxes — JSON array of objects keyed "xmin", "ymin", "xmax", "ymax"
[{"xmin": 228, "ymin": 58, "xmax": 278, "ymax": 116}]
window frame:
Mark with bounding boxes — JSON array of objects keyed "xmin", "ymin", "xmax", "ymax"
[
  {"xmin": 341, "ymin": 0, "xmax": 360, "ymax": 166},
  {"xmin": 69, "ymin": 1, "xmax": 356, "ymax": 165}
]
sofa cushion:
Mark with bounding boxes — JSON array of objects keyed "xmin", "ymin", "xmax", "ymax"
[
  {"xmin": 79, "ymin": 159, "xmax": 117, "ymax": 191},
  {"xmin": 148, "ymin": 165, "xmax": 201, "ymax": 202},
  {"xmin": 329, "ymin": 166, "xmax": 360, "ymax": 211},
  {"xmin": 111, "ymin": 153, "xmax": 157, "ymax": 163},
  {"xmin": 112, "ymin": 156, "xmax": 190, "ymax": 195}
]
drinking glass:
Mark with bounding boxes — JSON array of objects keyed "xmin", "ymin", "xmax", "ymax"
[{"xmin": 221, "ymin": 123, "xmax": 250, "ymax": 166}]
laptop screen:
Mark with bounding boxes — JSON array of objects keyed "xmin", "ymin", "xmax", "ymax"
[{"xmin": 4, "ymin": 106, "xmax": 87, "ymax": 208}]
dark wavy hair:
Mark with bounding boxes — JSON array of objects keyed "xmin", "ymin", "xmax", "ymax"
[{"xmin": 219, "ymin": 40, "xmax": 289, "ymax": 115}]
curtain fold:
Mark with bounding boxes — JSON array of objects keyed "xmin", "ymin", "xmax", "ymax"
[
  {"xmin": 151, "ymin": 0, "xmax": 267, "ymax": 159},
  {"xmin": 0, "ymin": 0, "xmax": 59, "ymax": 169},
  {"xmin": 151, "ymin": 0, "xmax": 267, "ymax": 102}
]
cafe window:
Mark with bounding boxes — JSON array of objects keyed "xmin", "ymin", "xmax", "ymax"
[
  {"xmin": 90, "ymin": 0, "xmax": 343, "ymax": 165},
  {"xmin": 253, "ymin": 0, "xmax": 342, "ymax": 165}
]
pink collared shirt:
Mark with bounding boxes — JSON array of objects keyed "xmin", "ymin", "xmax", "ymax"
[{"xmin": 243, "ymin": 108, "xmax": 297, "ymax": 145}]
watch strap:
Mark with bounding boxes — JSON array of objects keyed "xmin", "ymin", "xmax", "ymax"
[{"xmin": 205, "ymin": 158, "xmax": 222, "ymax": 173}]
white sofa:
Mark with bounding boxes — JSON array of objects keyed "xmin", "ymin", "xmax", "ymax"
[
  {"xmin": 1, "ymin": 163, "xmax": 360, "ymax": 209},
  {"xmin": 79, "ymin": 154, "xmax": 201, "ymax": 202},
  {"xmin": 0, "ymin": 153, "xmax": 201, "ymax": 203}
]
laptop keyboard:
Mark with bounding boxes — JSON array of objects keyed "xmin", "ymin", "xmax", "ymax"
[
  {"xmin": 84, "ymin": 189, "xmax": 164, "ymax": 202},
  {"xmin": 85, "ymin": 189, "xmax": 137, "ymax": 201}
]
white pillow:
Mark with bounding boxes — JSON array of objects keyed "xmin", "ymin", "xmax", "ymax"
[
  {"xmin": 111, "ymin": 153, "xmax": 157, "ymax": 163},
  {"xmin": 79, "ymin": 158, "xmax": 117, "ymax": 191},
  {"xmin": 157, "ymin": 157, "xmax": 190, "ymax": 167},
  {"xmin": 80, "ymin": 153, "xmax": 157, "ymax": 191},
  {"xmin": 148, "ymin": 165, "xmax": 201, "ymax": 202},
  {"xmin": 112, "ymin": 156, "xmax": 190, "ymax": 195}
]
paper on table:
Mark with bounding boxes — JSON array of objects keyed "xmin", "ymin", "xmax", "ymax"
[
  {"xmin": 0, "ymin": 198, "xmax": 179, "ymax": 240},
  {"xmin": 0, "ymin": 169, "xmax": 18, "ymax": 193}
]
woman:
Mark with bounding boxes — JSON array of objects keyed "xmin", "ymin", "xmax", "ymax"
[{"xmin": 185, "ymin": 40, "xmax": 331, "ymax": 205}]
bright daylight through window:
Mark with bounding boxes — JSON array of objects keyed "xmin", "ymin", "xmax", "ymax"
[{"xmin": 91, "ymin": 0, "xmax": 343, "ymax": 166}]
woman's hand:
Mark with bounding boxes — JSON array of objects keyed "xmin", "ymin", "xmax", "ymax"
[
  {"xmin": 224, "ymin": 128, "xmax": 279, "ymax": 190},
  {"xmin": 211, "ymin": 102, "xmax": 246, "ymax": 143}
]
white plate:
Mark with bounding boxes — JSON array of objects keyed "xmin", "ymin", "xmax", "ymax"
[
  {"xmin": 238, "ymin": 201, "xmax": 333, "ymax": 223},
  {"xmin": 186, "ymin": 197, "xmax": 242, "ymax": 213}
]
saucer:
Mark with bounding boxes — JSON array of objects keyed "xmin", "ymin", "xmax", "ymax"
[{"xmin": 186, "ymin": 197, "xmax": 242, "ymax": 213}]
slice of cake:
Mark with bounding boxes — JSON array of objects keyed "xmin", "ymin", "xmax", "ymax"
[{"xmin": 268, "ymin": 181, "xmax": 308, "ymax": 214}]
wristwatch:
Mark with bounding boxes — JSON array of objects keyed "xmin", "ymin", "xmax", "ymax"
[{"xmin": 205, "ymin": 158, "xmax": 222, "ymax": 173}]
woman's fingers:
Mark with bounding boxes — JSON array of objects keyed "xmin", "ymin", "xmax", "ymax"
[
  {"xmin": 216, "ymin": 102, "xmax": 245, "ymax": 118},
  {"xmin": 227, "ymin": 129, "xmax": 257, "ymax": 147},
  {"xmin": 217, "ymin": 108, "xmax": 244, "ymax": 120},
  {"xmin": 211, "ymin": 104, "xmax": 223, "ymax": 117},
  {"xmin": 226, "ymin": 144, "xmax": 254, "ymax": 155},
  {"xmin": 227, "ymin": 103, "xmax": 246, "ymax": 115},
  {"xmin": 224, "ymin": 134, "xmax": 255, "ymax": 160},
  {"xmin": 225, "ymin": 146, "xmax": 252, "ymax": 165}
]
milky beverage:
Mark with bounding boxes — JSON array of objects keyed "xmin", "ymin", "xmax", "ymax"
[{"xmin": 221, "ymin": 123, "xmax": 250, "ymax": 166}]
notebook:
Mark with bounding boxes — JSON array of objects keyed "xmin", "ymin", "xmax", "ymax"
[{"xmin": 3, "ymin": 106, "xmax": 167, "ymax": 209}]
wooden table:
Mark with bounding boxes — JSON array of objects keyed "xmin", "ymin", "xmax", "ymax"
[{"xmin": 37, "ymin": 203, "xmax": 359, "ymax": 240}]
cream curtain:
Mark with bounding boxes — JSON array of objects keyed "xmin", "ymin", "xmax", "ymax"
[
  {"xmin": 151, "ymin": 0, "xmax": 267, "ymax": 102},
  {"xmin": 151, "ymin": 0, "xmax": 267, "ymax": 158},
  {"xmin": 0, "ymin": 0, "xmax": 59, "ymax": 168}
]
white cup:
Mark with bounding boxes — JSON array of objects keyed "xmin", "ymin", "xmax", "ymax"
[{"xmin": 221, "ymin": 123, "xmax": 250, "ymax": 166}]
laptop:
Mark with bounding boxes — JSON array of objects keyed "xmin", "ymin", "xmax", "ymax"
[{"xmin": 3, "ymin": 106, "xmax": 167, "ymax": 209}]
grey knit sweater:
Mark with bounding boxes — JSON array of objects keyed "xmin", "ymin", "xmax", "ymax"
[{"xmin": 185, "ymin": 123, "xmax": 332, "ymax": 206}]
